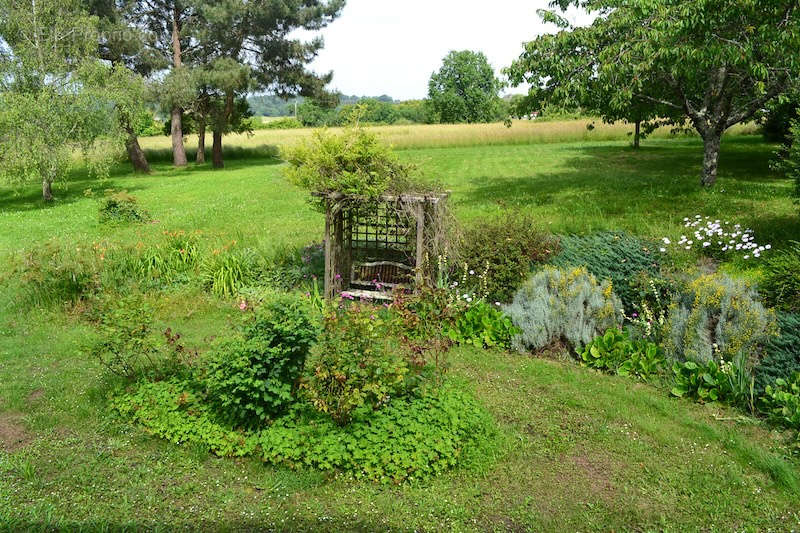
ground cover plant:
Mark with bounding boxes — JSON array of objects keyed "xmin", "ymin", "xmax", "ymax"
[{"xmin": 2, "ymin": 127, "xmax": 800, "ymax": 530}]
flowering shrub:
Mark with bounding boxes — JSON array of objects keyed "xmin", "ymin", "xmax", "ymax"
[
  {"xmin": 504, "ymin": 267, "xmax": 622, "ymax": 353},
  {"xmin": 663, "ymin": 274, "xmax": 777, "ymax": 366},
  {"xmin": 661, "ymin": 215, "xmax": 771, "ymax": 261},
  {"xmin": 301, "ymin": 301, "xmax": 420, "ymax": 425}
]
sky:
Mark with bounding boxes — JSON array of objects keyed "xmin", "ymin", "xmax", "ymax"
[{"xmin": 296, "ymin": 0, "xmax": 590, "ymax": 101}]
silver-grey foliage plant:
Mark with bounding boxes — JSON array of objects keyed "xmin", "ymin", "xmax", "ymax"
[{"xmin": 504, "ymin": 267, "xmax": 622, "ymax": 353}]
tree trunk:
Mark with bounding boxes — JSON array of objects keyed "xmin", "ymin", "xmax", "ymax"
[
  {"xmin": 42, "ymin": 178, "xmax": 53, "ymax": 202},
  {"xmin": 170, "ymin": 6, "xmax": 187, "ymax": 167},
  {"xmin": 212, "ymin": 130, "xmax": 223, "ymax": 168},
  {"xmin": 633, "ymin": 120, "xmax": 641, "ymax": 149},
  {"xmin": 125, "ymin": 131, "xmax": 150, "ymax": 173},
  {"xmin": 701, "ymin": 133, "xmax": 722, "ymax": 187},
  {"xmin": 196, "ymin": 120, "xmax": 206, "ymax": 163},
  {"xmin": 171, "ymin": 107, "xmax": 188, "ymax": 167}
]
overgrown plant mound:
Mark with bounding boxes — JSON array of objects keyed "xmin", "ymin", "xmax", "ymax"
[
  {"xmin": 550, "ymin": 232, "xmax": 660, "ymax": 313},
  {"xmin": 112, "ymin": 293, "xmax": 499, "ymax": 483},
  {"xmin": 99, "ymin": 191, "xmax": 150, "ymax": 225},
  {"xmin": 504, "ymin": 266, "xmax": 622, "ymax": 353}
]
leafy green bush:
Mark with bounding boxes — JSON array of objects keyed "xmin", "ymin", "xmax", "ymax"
[
  {"xmin": 760, "ymin": 241, "xmax": 800, "ymax": 312},
  {"xmin": 761, "ymin": 374, "xmax": 800, "ymax": 431},
  {"xmin": 282, "ymin": 126, "xmax": 425, "ymax": 202},
  {"xmin": 204, "ymin": 295, "xmax": 318, "ymax": 428},
  {"xmin": 664, "ymin": 274, "xmax": 777, "ymax": 366},
  {"xmin": 504, "ymin": 267, "xmax": 622, "ymax": 353},
  {"xmin": 447, "ymin": 301, "xmax": 519, "ymax": 349},
  {"xmin": 580, "ymin": 329, "xmax": 664, "ymax": 381},
  {"xmin": 261, "ymin": 243, "xmax": 325, "ymax": 290},
  {"xmin": 92, "ymin": 295, "xmax": 166, "ymax": 380},
  {"xmin": 113, "ymin": 379, "xmax": 258, "ymax": 457},
  {"xmin": 754, "ymin": 313, "xmax": 800, "ymax": 397},
  {"xmin": 259, "ymin": 385, "xmax": 497, "ymax": 483},
  {"xmin": 671, "ymin": 360, "xmax": 733, "ymax": 403},
  {"xmin": 247, "ymin": 117, "xmax": 302, "ymax": 130},
  {"xmin": 99, "ymin": 191, "xmax": 150, "ymax": 225},
  {"xmin": 301, "ymin": 302, "xmax": 418, "ymax": 425},
  {"xmin": 200, "ymin": 247, "xmax": 259, "ymax": 297},
  {"xmin": 773, "ymin": 120, "xmax": 800, "ymax": 208},
  {"xmin": 458, "ymin": 215, "xmax": 559, "ymax": 303},
  {"xmin": 550, "ymin": 232, "xmax": 660, "ymax": 312}
]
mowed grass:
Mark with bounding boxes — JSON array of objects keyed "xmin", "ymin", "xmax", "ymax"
[{"xmin": 1, "ymin": 127, "xmax": 799, "ymax": 530}]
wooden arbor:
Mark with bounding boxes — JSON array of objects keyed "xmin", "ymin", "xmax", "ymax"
[{"xmin": 316, "ymin": 192, "xmax": 449, "ymax": 299}]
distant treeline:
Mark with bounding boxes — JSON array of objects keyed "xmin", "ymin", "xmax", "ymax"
[{"xmin": 247, "ymin": 94, "xmax": 395, "ymax": 118}]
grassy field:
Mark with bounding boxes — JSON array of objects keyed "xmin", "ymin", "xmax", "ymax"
[
  {"xmin": 140, "ymin": 118, "xmax": 759, "ymax": 151},
  {"xmin": 1, "ymin": 124, "xmax": 799, "ymax": 530}
]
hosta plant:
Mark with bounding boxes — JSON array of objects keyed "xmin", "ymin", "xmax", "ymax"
[
  {"xmin": 447, "ymin": 301, "xmax": 520, "ymax": 349},
  {"xmin": 761, "ymin": 374, "xmax": 800, "ymax": 431}
]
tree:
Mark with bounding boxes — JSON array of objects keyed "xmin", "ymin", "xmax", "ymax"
[
  {"xmin": 0, "ymin": 0, "xmax": 114, "ymax": 201},
  {"xmin": 89, "ymin": 0, "xmax": 166, "ymax": 172},
  {"xmin": 428, "ymin": 50, "xmax": 503, "ymax": 124},
  {"xmin": 186, "ymin": 0, "xmax": 344, "ymax": 168},
  {"xmin": 131, "ymin": 0, "xmax": 199, "ymax": 167},
  {"xmin": 507, "ymin": 0, "xmax": 800, "ymax": 186}
]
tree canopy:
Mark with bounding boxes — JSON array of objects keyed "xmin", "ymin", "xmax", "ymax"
[
  {"xmin": 428, "ymin": 50, "xmax": 503, "ymax": 124},
  {"xmin": 507, "ymin": 0, "xmax": 800, "ymax": 186}
]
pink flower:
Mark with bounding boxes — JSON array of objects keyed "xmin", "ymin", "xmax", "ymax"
[{"xmin": 238, "ymin": 300, "xmax": 248, "ymax": 311}]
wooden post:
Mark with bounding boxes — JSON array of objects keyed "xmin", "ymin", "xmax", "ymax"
[
  {"xmin": 323, "ymin": 198, "xmax": 335, "ymax": 299},
  {"xmin": 414, "ymin": 199, "xmax": 426, "ymax": 289}
]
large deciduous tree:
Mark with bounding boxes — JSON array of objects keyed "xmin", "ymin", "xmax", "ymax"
[
  {"xmin": 507, "ymin": 0, "xmax": 800, "ymax": 186},
  {"xmin": 428, "ymin": 50, "xmax": 503, "ymax": 124},
  {"xmin": 0, "ymin": 0, "xmax": 114, "ymax": 201}
]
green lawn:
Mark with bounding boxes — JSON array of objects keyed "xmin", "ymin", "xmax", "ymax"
[{"xmin": 1, "ymin": 134, "xmax": 799, "ymax": 530}]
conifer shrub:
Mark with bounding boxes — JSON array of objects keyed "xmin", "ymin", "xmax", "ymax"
[
  {"xmin": 760, "ymin": 241, "xmax": 800, "ymax": 313},
  {"xmin": 504, "ymin": 266, "xmax": 622, "ymax": 353},
  {"xmin": 754, "ymin": 313, "xmax": 800, "ymax": 397},
  {"xmin": 663, "ymin": 274, "xmax": 777, "ymax": 367},
  {"xmin": 550, "ymin": 232, "xmax": 660, "ymax": 312}
]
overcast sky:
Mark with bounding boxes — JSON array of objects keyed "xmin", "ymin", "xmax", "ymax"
[{"xmin": 297, "ymin": 0, "xmax": 589, "ymax": 101}]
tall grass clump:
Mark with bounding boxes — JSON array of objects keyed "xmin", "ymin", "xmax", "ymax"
[
  {"xmin": 504, "ymin": 266, "xmax": 622, "ymax": 353},
  {"xmin": 200, "ymin": 247, "xmax": 260, "ymax": 297}
]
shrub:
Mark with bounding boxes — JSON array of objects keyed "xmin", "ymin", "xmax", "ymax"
[
  {"xmin": 261, "ymin": 242, "xmax": 325, "ymax": 290},
  {"xmin": 504, "ymin": 267, "xmax": 622, "ymax": 353},
  {"xmin": 580, "ymin": 329, "xmax": 665, "ymax": 381},
  {"xmin": 773, "ymin": 120, "xmax": 800, "ymax": 209},
  {"xmin": 301, "ymin": 302, "xmax": 418, "ymax": 425},
  {"xmin": 754, "ymin": 313, "xmax": 800, "ymax": 396},
  {"xmin": 458, "ymin": 215, "xmax": 559, "ymax": 303},
  {"xmin": 447, "ymin": 301, "xmax": 519, "ymax": 349},
  {"xmin": 550, "ymin": 232, "xmax": 660, "ymax": 312},
  {"xmin": 200, "ymin": 247, "xmax": 259, "ymax": 297},
  {"xmin": 92, "ymin": 295, "xmax": 165, "ymax": 380},
  {"xmin": 624, "ymin": 271, "xmax": 681, "ymax": 343},
  {"xmin": 760, "ymin": 241, "xmax": 800, "ymax": 313},
  {"xmin": 259, "ymin": 385, "xmax": 497, "ymax": 483},
  {"xmin": 204, "ymin": 295, "xmax": 318, "ymax": 428},
  {"xmin": 761, "ymin": 373, "xmax": 800, "ymax": 431},
  {"xmin": 663, "ymin": 274, "xmax": 777, "ymax": 367},
  {"xmin": 99, "ymin": 191, "xmax": 150, "ymax": 224},
  {"xmin": 282, "ymin": 126, "xmax": 424, "ymax": 202}
]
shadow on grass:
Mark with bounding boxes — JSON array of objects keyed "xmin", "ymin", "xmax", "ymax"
[
  {"xmin": 458, "ymin": 139, "xmax": 800, "ymax": 247},
  {"xmin": 0, "ymin": 146, "xmax": 283, "ymax": 214}
]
